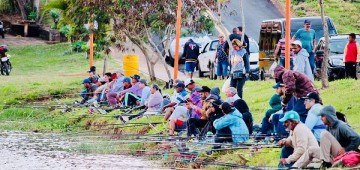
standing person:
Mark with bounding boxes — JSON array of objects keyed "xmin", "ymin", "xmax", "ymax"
[
  {"xmin": 277, "ymin": 111, "xmax": 319, "ymax": 168},
  {"xmin": 214, "ymin": 34, "xmax": 229, "ymax": 80},
  {"xmin": 229, "ymin": 27, "xmax": 250, "ymax": 55},
  {"xmin": 343, "ymin": 33, "xmax": 360, "ymax": 80},
  {"xmin": 273, "ymin": 65, "xmax": 316, "ymax": 122},
  {"xmin": 229, "ymin": 39, "xmax": 250, "ymax": 98},
  {"xmin": 182, "ymin": 39, "xmax": 200, "ymax": 79},
  {"xmin": 273, "ymin": 38, "xmax": 294, "ymax": 69},
  {"xmin": 291, "ymin": 40, "xmax": 314, "ymax": 81},
  {"xmin": 292, "ymin": 20, "xmax": 316, "ymax": 74}
]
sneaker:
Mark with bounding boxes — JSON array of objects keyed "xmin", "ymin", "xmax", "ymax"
[
  {"xmin": 119, "ymin": 116, "xmax": 129, "ymax": 123},
  {"xmin": 93, "ymin": 101, "xmax": 100, "ymax": 108},
  {"xmin": 98, "ymin": 108, "xmax": 107, "ymax": 114}
]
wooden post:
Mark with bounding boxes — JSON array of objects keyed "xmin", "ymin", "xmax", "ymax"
[
  {"xmin": 89, "ymin": 22, "xmax": 94, "ymax": 67},
  {"xmin": 24, "ymin": 22, "xmax": 29, "ymax": 37},
  {"xmin": 173, "ymin": 0, "xmax": 182, "ymax": 80},
  {"xmin": 285, "ymin": 0, "xmax": 291, "ymax": 70}
]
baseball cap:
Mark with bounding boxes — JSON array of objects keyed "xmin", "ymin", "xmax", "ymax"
[
  {"xmin": 139, "ymin": 79, "xmax": 147, "ymax": 86},
  {"xmin": 152, "ymin": 84, "xmax": 160, "ymax": 90},
  {"xmin": 279, "ymin": 111, "xmax": 300, "ymax": 122},
  {"xmin": 82, "ymin": 78, "xmax": 91, "ymax": 84},
  {"xmin": 199, "ymin": 86, "xmax": 211, "ymax": 93},
  {"xmin": 184, "ymin": 78, "xmax": 195, "ymax": 87},
  {"xmin": 302, "ymin": 92, "xmax": 320, "ymax": 102},
  {"xmin": 304, "ymin": 20, "xmax": 311, "ymax": 24},
  {"xmin": 291, "ymin": 40, "xmax": 302, "ymax": 47},
  {"xmin": 174, "ymin": 82, "xmax": 185, "ymax": 88},
  {"xmin": 123, "ymin": 77, "xmax": 131, "ymax": 83},
  {"xmin": 98, "ymin": 77, "xmax": 106, "ymax": 82},
  {"xmin": 131, "ymin": 74, "xmax": 140, "ymax": 80},
  {"xmin": 272, "ymin": 82, "xmax": 285, "ymax": 89}
]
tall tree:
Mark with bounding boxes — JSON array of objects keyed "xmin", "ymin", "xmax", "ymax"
[{"xmin": 319, "ymin": 0, "xmax": 329, "ymax": 88}]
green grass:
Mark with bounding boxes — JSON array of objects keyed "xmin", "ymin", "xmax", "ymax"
[
  {"xmin": 1, "ymin": 43, "xmax": 360, "ymax": 168},
  {"xmin": 0, "ymin": 43, "xmax": 118, "ymax": 105},
  {"xmin": 280, "ymin": 0, "xmax": 360, "ymax": 33}
]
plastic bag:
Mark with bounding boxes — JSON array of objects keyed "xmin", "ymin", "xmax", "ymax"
[
  {"xmin": 268, "ymin": 62, "xmax": 278, "ymax": 76},
  {"xmin": 222, "ymin": 78, "xmax": 231, "ymax": 93}
]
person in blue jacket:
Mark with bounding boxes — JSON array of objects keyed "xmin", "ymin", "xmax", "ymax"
[{"xmin": 213, "ymin": 102, "xmax": 249, "ymax": 144}]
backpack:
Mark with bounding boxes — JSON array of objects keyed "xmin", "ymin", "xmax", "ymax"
[{"xmin": 333, "ymin": 151, "xmax": 360, "ymax": 167}]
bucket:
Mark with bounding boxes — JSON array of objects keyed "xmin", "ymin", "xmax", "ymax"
[{"xmin": 123, "ymin": 54, "xmax": 139, "ymax": 77}]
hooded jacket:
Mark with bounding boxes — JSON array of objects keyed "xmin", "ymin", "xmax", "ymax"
[
  {"xmin": 320, "ymin": 106, "xmax": 360, "ymax": 152},
  {"xmin": 265, "ymin": 94, "xmax": 282, "ymax": 118},
  {"xmin": 213, "ymin": 108, "xmax": 249, "ymax": 143},
  {"xmin": 146, "ymin": 90, "xmax": 163, "ymax": 112},
  {"xmin": 182, "ymin": 39, "xmax": 200, "ymax": 61},
  {"xmin": 274, "ymin": 65, "xmax": 315, "ymax": 104},
  {"xmin": 293, "ymin": 48, "xmax": 314, "ymax": 81}
]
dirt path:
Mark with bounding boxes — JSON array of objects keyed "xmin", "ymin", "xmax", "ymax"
[{"xmin": 0, "ymin": 34, "xmax": 46, "ymax": 46}]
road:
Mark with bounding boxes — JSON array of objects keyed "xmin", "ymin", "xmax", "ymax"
[{"xmin": 220, "ymin": 0, "xmax": 283, "ymax": 42}]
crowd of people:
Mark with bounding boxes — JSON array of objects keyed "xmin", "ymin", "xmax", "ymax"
[{"xmin": 77, "ymin": 21, "xmax": 359, "ymax": 169}]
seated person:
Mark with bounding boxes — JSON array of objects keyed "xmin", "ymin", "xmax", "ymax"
[
  {"xmin": 167, "ymin": 105, "xmax": 190, "ymax": 136},
  {"xmin": 80, "ymin": 78, "xmax": 98, "ymax": 104},
  {"xmin": 163, "ymin": 82, "xmax": 188, "ymax": 121},
  {"xmin": 86, "ymin": 77, "xmax": 107, "ymax": 104},
  {"xmin": 293, "ymin": 105, "xmax": 360, "ymax": 168},
  {"xmin": 121, "ymin": 84, "xmax": 163, "ymax": 122},
  {"xmin": 213, "ymin": 102, "xmax": 249, "ymax": 146},
  {"xmin": 259, "ymin": 82, "xmax": 282, "ymax": 136},
  {"xmin": 119, "ymin": 74, "xmax": 143, "ymax": 107},
  {"xmin": 210, "ymin": 87, "xmax": 222, "ymax": 101},
  {"xmin": 225, "ymin": 87, "xmax": 240, "ymax": 105},
  {"xmin": 107, "ymin": 77, "xmax": 132, "ymax": 108},
  {"xmin": 187, "ymin": 87, "xmax": 222, "ymax": 137},
  {"xmin": 87, "ymin": 66, "xmax": 99, "ymax": 83},
  {"xmin": 277, "ymin": 111, "xmax": 318, "ymax": 168},
  {"xmin": 131, "ymin": 79, "xmax": 151, "ymax": 109},
  {"xmin": 233, "ymin": 99, "xmax": 253, "ymax": 134}
]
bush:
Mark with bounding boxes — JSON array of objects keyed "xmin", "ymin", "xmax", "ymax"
[{"xmin": 28, "ymin": 11, "xmax": 37, "ymax": 21}]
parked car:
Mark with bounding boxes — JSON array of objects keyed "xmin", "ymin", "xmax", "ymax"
[
  {"xmin": 197, "ymin": 38, "xmax": 260, "ymax": 79},
  {"xmin": 315, "ymin": 34, "xmax": 360, "ymax": 81},
  {"xmin": 165, "ymin": 35, "xmax": 212, "ymax": 66},
  {"xmin": 258, "ymin": 16, "xmax": 338, "ymax": 79}
]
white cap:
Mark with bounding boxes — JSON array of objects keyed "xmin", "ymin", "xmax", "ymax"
[
  {"xmin": 184, "ymin": 78, "xmax": 195, "ymax": 87},
  {"xmin": 98, "ymin": 77, "xmax": 106, "ymax": 82},
  {"xmin": 291, "ymin": 40, "xmax": 302, "ymax": 47}
]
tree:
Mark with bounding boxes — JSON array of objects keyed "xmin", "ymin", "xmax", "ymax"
[{"xmin": 319, "ymin": 0, "xmax": 329, "ymax": 88}]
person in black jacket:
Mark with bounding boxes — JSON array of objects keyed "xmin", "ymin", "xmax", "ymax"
[
  {"xmin": 229, "ymin": 27, "xmax": 250, "ymax": 55},
  {"xmin": 182, "ymin": 39, "xmax": 200, "ymax": 79}
]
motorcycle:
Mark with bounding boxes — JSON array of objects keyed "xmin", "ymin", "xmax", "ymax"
[{"xmin": 0, "ymin": 45, "xmax": 12, "ymax": 76}]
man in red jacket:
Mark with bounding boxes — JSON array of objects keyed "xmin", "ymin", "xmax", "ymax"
[{"xmin": 343, "ymin": 33, "xmax": 360, "ymax": 80}]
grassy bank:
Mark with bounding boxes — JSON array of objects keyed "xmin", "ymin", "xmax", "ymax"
[
  {"xmin": 1, "ymin": 43, "xmax": 360, "ymax": 168},
  {"xmin": 279, "ymin": 0, "xmax": 360, "ymax": 33}
]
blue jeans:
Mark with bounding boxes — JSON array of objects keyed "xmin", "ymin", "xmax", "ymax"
[
  {"xmin": 216, "ymin": 60, "xmax": 229, "ymax": 77},
  {"xmin": 80, "ymin": 89, "xmax": 87, "ymax": 98},
  {"xmin": 272, "ymin": 113, "xmax": 288, "ymax": 136},
  {"xmin": 185, "ymin": 61, "xmax": 197, "ymax": 73},
  {"xmin": 280, "ymin": 58, "xmax": 294, "ymax": 70},
  {"xmin": 260, "ymin": 117, "xmax": 273, "ymax": 135},
  {"xmin": 230, "ymin": 77, "xmax": 246, "ymax": 98},
  {"xmin": 278, "ymin": 146, "xmax": 294, "ymax": 168},
  {"xmin": 309, "ymin": 52, "xmax": 315, "ymax": 74}
]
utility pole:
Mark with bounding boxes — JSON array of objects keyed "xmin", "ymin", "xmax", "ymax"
[
  {"xmin": 89, "ymin": 21, "xmax": 94, "ymax": 67},
  {"xmin": 285, "ymin": 0, "xmax": 291, "ymax": 70},
  {"xmin": 173, "ymin": 0, "xmax": 182, "ymax": 80}
]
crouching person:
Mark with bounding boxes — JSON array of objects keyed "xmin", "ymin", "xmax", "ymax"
[
  {"xmin": 277, "ymin": 111, "xmax": 318, "ymax": 168},
  {"xmin": 294, "ymin": 105, "xmax": 360, "ymax": 168},
  {"xmin": 167, "ymin": 105, "xmax": 190, "ymax": 136},
  {"xmin": 213, "ymin": 102, "xmax": 249, "ymax": 150}
]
